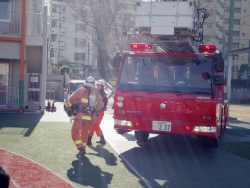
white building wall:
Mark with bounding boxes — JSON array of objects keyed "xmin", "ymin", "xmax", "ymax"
[{"xmin": 49, "ymin": 1, "xmax": 94, "ymax": 70}]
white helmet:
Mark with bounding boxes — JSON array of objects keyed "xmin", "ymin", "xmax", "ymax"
[
  {"xmin": 85, "ymin": 76, "xmax": 95, "ymax": 87},
  {"xmin": 96, "ymin": 79, "xmax": 106, "ymax": 87}
]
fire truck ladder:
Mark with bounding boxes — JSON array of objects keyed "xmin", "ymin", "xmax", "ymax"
[{"xmin": 133, "ymin": 0, "xmax": 209, "ymax": 53}]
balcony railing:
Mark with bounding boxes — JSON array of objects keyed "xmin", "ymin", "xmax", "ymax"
[
  {"xmin": 215, "ymin": 16, "xmax": 224, "ymax": 28},
  {"xmin": 26, "ymin": 12, "xmax": 43, "ymax": 36},
  {"xmin": 0, "ymin": 11, "xmax": 44, "ymax": 36},
  {"xmin": 0, "ymin": 11, "xmax": 21, "ymax": 35},
  {"xmin": 215, "ymin": 28, "xmax": 224, "ymax": 39},
  {"xmin": 216, "ymin": 4, "xmax": 226, "ymax": 16}
]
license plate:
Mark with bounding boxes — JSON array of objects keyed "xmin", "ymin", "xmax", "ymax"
[{"xmin": 152, "ymin": 121, "xmax": 171, "ymax": 132}]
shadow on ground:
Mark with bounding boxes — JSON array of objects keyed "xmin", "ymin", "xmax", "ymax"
[
  {"xmin": 67, "ymin": 157, "xmax": 113, "ymax": 188},
  {"xmin": 0, "ymin": 113, "xmax": 43, "ymax": 136}
]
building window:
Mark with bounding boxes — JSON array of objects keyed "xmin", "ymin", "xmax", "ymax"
[
  {"xmin": 51, "ymin": 20, "xmax": 57, "ymax": 27},
  {"xmin": 233, "ymin": 43, "xmax": 239, "ymax": 49},
  {"xmin": 234, "ymin": 8, "xmax": 241, "ymax": 13},
  {"xmin": 62, "ymin": 7, "xmax": 66, "ymax": 12},
  {"xmin": 234, "ymin": 19, "xmax": 240, "ymax": 25},
  {"xmin": 243, "ymin": 9, "xmax": 246, "ymax": 13},
  {"xmin": 233, "ymin": 31, "xmax": 240, "ymax": 36},
  {"xmin": 75, "ymin": 53, "xmax": 85, "ymax": 61},
  {"xmin": 76, "ymin": 24, "xmax": 86, "ymax": 31},
  {"xmin": 75, "ymin": 38, "xmax": 86, "ymax": 46},
  {"xmin": 0, "ymin": 0, "xmax": 11, "ymax": 22},
  {"xmin": 52, "ymin": 7, "xmax": 57, "ymax": 13},
  {"xmin": 51, "ymin": 34, "xmax": 57, "ymax": 41},
  {"xmin": 242, "ymin": 32, "xmax": 245, "ymax": 36}
]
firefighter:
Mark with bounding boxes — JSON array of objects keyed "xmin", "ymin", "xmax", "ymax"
[
  {"xmin": 86, "ymin": 79, "xmax": 108, "ymax": 145},
  {"xmin": 67, "ymin": 76, "xmax": 104, "ymax": 158}
]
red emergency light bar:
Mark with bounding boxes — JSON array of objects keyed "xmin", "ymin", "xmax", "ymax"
[
  {"xmin": 198, "ymin": 44, "xmax": 217, "ymax": 54},
  {"xmin": 130, "ymin": 43, "xmax": 152, "ymax": 52}
]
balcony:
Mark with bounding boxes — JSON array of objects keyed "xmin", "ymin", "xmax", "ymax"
[
  {"xmin": 216, "ymin": 4, "xmax": 226, "ymax": 16},
  {"xmin": 51, "ymin": 27, "xmax": 59, "ymax": 35},
  {"xmin": 61, "ymin": 14, "xmax": 66, "ymax": 21},
  {"xmin": 60, "ymin": 27, "xmax": 66, "ymax": 35},
  {"xmin": 215, "ymin": 16, "xmax": 224, "ymax": 28},
  {"xmin": 0, "ymin": 11, "xmax": 21, "ymax": 35},
  {"xmin": 203, "ymin": 27, "xmax": 215, "ymax": 37},
  {"xmin": 50, "ymin": 41, "xmax": 58, "ymax": 49},
  {"xmin": 60, "ymin": 41, "xmax": 66, "ymax": 50},
  {"xmin": 51, "ymin": 12, "xmax": 59, "ymax": 20},
  {"xmin": 215, "ymin": 28, "xmax": 224, "ymax": 39}
]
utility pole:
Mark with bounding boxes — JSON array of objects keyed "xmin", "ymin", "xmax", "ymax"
[
  {"xmin": 247, "ymin": 40, "xmax": 250, "ymax": 86},
  {"xmin": 226, "ymin": 0, "xmax": 235, "ymax": 102},
  {"xmin": 88, "ymin": 42, "xmax": 90, "ymax": 65}
]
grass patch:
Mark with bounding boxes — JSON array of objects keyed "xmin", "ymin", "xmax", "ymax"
[
  {"xmin": 219, "ymin": 142, "xmax": 250, "ymax": 160},
  {"xmin": 0, "ymin": 114, "xmax": 143, "ymax": 188}
]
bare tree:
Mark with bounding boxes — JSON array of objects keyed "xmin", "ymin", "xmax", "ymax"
[{"xmin": 66, "ymin": 0, "xmax": 135, "ymax": 78}]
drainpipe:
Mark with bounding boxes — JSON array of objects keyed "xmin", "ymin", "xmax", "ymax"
[{"xmin": 19, "ymin": 0, "xmax": 26, "ymax": 112}]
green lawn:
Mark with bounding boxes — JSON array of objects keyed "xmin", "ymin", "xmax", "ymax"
[{"xmin": 0, "ymin": 114, "xmax": 144, "ymax": 188}]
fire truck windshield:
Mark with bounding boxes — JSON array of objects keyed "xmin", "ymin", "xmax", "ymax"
[{"xmin": 118, "ymin": 54, "xmax": 212, "ymax": 94}]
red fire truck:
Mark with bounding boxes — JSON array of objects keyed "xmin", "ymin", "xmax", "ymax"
[{"xmin": 113, "ymin": 0, "xmax": 229, "ymax": 147}]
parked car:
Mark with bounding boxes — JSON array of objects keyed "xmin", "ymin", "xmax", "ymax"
[{"xmin": 63, "ymin": 80, "xmax": 85, "ymax": 111}]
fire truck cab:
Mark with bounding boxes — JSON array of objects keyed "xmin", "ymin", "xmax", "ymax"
[{"xmin": 113, "ymin": 0, "xmax": 229, "ymax": 147}]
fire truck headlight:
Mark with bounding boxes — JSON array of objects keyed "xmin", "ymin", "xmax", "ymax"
[
  {"xmin": 193, "ymin": 126, "xmax": 217, "ymax": 133},
  {"xmin": 114, "ymin": 119, "xmax": 132, "ymax": 127}
]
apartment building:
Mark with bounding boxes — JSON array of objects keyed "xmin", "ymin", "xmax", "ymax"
[
  {"xmin": 223, "ymin": 0, "xmax": 250, "ymax": 79},
  {"xmin": 202, "ymin": 0, "xmax": 250, "ymax": 79},
  {"xmin": 0, "ymin": 0, "xmax": 47, "ymax": 112},
  {"xmin": 48, "ymin": 0, "xmax": 94, "ymax": 76}
]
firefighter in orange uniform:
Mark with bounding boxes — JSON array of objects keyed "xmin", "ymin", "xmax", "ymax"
[
  {"xmin": 67, "ymin": 76, "xmax": 104, "ymax": 158},
  {"xmin": 86, "ymin": 79, "xmax": 108, "ymax": 145}
]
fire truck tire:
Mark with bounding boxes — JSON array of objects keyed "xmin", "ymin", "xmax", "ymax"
[{"xmin": 135, "ymin": 131, "xmax": 149, "ymax": 142}]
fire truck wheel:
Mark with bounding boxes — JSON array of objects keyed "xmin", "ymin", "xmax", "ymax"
[{"xmin": 135, "ymin": 131, "xmax": 149, "ymax": 142}]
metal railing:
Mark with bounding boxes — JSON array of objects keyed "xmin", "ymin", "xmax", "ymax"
[
  {"xmin": 0, "ymin": 11, "xmax": 43, "ymax": 36},
  {"xmin": 0, "ymin": 87, "xmax": 19, "ymax": 109}
]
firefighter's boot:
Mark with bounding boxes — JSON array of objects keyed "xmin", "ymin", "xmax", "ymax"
[
  {"xmin": 76, "ymin": 147, "xmax": 86, "ymax": 158},
  {"xmin": 96, "ymin": 135, "xmax": 106, "ymax": 144},
  {"xmin": 87, "ymin": 136, "xmax": 92, "ymax": 146}
]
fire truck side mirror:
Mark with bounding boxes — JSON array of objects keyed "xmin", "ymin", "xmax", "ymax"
[
  {"xmin": 213, "ymin": 75, "xmax": 225, "ymax": 85},
  {"xmin": 214, "ymin": 54, "xmax": 224, "ymax": 72}
]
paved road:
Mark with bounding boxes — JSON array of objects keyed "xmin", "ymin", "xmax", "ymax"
[
  {"xmin": 42, "ymin": 98, "xmax": 250, "ymax": 188},
  {"xmin": 102, "ymin": 104, "xmax": 250, "ymax": 188}
]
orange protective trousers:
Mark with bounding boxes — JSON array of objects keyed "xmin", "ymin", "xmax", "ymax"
[
  {"xmin": 87, "ymin": 111, "xmax": 105, "ymax": 137},
  {"xmin": 71, "ymin": 119, "xmax": 91, "ymax": 150}
]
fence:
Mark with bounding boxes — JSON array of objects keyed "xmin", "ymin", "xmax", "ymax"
[
  {"xmin": 0, "ymin": 87, "xmax": 19, "ymax": 109},
  {"xmin": 230, "ymin": 87, "xmax": 250, "ymax": 104}
]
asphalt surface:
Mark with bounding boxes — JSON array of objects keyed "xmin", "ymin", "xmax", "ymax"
[{"xmin": 24, "ymin": 90, "xmax": 250, "ymax": 188}]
